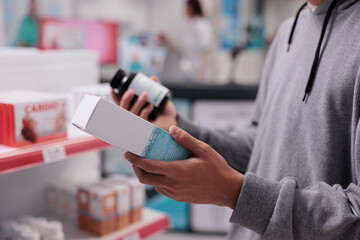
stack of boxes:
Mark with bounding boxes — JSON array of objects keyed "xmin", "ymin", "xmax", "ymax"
[
  {"xmin": 77, "ymin": 175, "xmax": 145, "ymax": 236},
  {"xmin": 46, "ymin": 182, "xmax": 79, "ymax": 223}
]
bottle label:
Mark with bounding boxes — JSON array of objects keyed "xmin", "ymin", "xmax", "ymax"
[
  {"xmin": 141, "ymin": 126, "xmax": 193, "ymax": 161},
  {"xmin": 129, "ymin": 73, "xmax": 169, "ymax": 107}
]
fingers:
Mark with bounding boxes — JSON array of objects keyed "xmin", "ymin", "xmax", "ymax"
[
  {"xmin": 111, "ymin": 90, "xmax": 120, "ymax": 104},
  {"xmin": 155, "ymin": 186, "xmax": 175, "ymax": 198},
  {"xmin": 169, "ymin": 126, "xmax": 209, "ymax": 156},
  {"xmin": 119, "ymin": 90, "xmax": 134, "ymax": 110},
  {"xmin": 132, "ymin": 166, "xmax": 168, "ymax": 187},
  {"xmin": 140, "ymin": 104, "xmax": 154, "ymax": 120},
  {"xmin": 125, "ymin": 152, "xmax": 172, "ymax": 175},
  {"xmin": 150, "ymin": 76, "xmax": 161, "ymax": 84},
  {"xmin": 130, "ymin": 92, "xmax": 148, "ymax": 115},
  {"xmin": 118, "ymin": 90, "xmax": 152, "ymax": 118}
]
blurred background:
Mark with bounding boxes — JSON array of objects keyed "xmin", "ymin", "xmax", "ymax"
[
  {"xmin": 0, "ymin": 0, "xmax": 303, "ymax": 239},
  {"xmin": 1, "ymin": 0, "xmax": 303, "ymax": 84}
]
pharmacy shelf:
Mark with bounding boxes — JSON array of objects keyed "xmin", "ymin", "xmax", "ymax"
[
  {"xmin": 164, "ymin": 83, "xmax": 258, "ymax": 100},
  {"xmin": 0, "ymin": 133, "xmax": 110, "ymax": 175},
  {"xmin": 46, "ymin": 208, "xmax": 170, "ymax": 240}
]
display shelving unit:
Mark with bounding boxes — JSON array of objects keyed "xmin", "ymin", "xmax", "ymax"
[
  {"xmin": 0, "ymin": 130, "xmax": 170, "ymax": 239},
  {"xmin": 0, "ymin": 135, "xmax": 110, "ymax": 175},
  {"xmin": 46, "ymin": 208, "xmax": 170, "ymax": 240}
]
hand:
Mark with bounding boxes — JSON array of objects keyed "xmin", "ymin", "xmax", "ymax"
[
  {"xmin": 112, "ymin": 76, "xmax": 178, "ymax": 131},
  {"xmin": 125, "ymin": 126, "xmax": 244, "ymax": 209}
]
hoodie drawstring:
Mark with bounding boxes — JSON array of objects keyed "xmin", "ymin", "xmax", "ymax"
[
  {"xmin": 287, "ymin": 2, "xmax": 308, "ymax": 52},
  {"xmin": 287, "ymin": 0, "xmax": 340, "ymax": 103}
]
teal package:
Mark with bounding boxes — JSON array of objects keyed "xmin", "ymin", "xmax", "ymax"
[{"xmin": 141, "ymin": 127, "xmax": 193, "ymax": 161}]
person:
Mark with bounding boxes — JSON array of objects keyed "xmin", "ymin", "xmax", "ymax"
[
  {"xmin": 165, "ymin": 0, "xmax": 213, "ymax": 83},
  {"xmin": 16, "ymin": 0, "xmax": 39, "ymax": 47},
  {"xmin": 112, "ymin": 0, "xmax": 360, "ymax": 239}
]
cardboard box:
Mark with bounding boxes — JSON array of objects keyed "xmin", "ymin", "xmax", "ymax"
[
  {"xmin": 72, "ymin": 95, "xmax": 192, "ymax": 161},
  {"xmin": 101, "ymin": 179, "xmax": 131, "ymax": 230},
  {"xmin": 109, "ymin": 175, "xmax": 145, "ymax": 223},
  {"xmin": 0, "ymin": 90, "xmax": 68, "ymax": 147},
  {"xmin": 46, "ymin": 181, "xmax": 80, "ymax": 222},
  {"xmin": 77, "ymin": 183, "xmax": 116, "ymax": 218},
  {"xmin": 78, "ymin": 213, "xmax": 116, "ymax": 237},
  {"xmin": 77, "ymin": 183, "xmax": 117, "ymax": 236}
]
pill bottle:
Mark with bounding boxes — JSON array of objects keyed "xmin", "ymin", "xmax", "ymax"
[{"xmin": 110, "ymin": 69, "xmax": 172, "ymax": 120}]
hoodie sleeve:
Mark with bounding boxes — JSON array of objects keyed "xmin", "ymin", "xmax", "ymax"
[
  {"xmin": 177, "ymin": 24, "xmax": 282, "ymax": 173},
  {"xmin": 230, "ymin": 174, "xmax": 360, "ymax": 239},
  {"xmin": 230, "ymin": 70, "xmax": 360, "ymax": 239},
  {"xmin": 177, "ymin": 115, "xmax": 256, "ymax": 173}
]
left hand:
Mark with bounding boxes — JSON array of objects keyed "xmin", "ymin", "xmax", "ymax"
[
  {"xmin": 111, "ymin": 76, "xmax": 178, "ymax": 131},
  {"xmin": 124, "ymin": 126, "xmax": 244, "ymax": 209}
]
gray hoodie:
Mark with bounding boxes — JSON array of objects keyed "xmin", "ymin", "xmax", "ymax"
[{"xmin": 178, "ymin": 0, "xmax": 360, "ymax": 239}]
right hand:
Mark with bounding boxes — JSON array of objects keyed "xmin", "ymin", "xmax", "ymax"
[{"xmin": 111, "ymin": 76, "xmax": 178, "ymax": 131}]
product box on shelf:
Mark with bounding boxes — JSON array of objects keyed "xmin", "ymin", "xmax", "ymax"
[
  {"xmin": 71, "ymin": 83, "xmax": 114, "ymax": 114},
  {"xmin": 77, "ymin": 183, "xmax": 117, "ymax": 236},
  {"xmin": 0, "ymin": 90, "xmax": 68, "ymax": 147},
  {"xmin": 101, "ymin": 178, "xmax": 131, "ymax": 230},
  {"xmin": 0, "ymin": 216, "xmax": 65, "ymax": 240},
  {"xmin": 109, "ymin": 175, "xmax": 145, "ymax": 223},
  {"xmin": 46, "ymin": 181, "xmax": 80, "ymax": 222},
  {"xmin": 76, "ymin": 175, "xmax": 145, "ymax": 236},
  {"xmin": 72, "ymin": 95, "xmax": 192, "ymax": 161}
]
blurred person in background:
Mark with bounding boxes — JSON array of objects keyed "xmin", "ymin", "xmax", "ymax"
[
  {"xmin": 165, "ymin": 0, "xmax": 213, "ymax": 83},
  {"xmin": 16, "ymin": 0, "xmax": 39, "ymax": 47}
]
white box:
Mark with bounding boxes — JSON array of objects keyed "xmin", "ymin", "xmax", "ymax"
[
  {"xmin": 101, "ymin": 178, "xmax": 132, "ymax": 229},
  {"xmin": 108, "ymin": 175, "xmax": 145, "ymax": 223},
  {"xmin": 72, "ymin": 95, "xmax": 192, "ymax": 161},
  {"xmin": 0, "ymin": 49, "xmax": 99, "ymax": 94},
  {"xmin": 108, "ymin": 176, "xmax": 145, "ymax": 210},
  {"xmin": 78, "ymin": 183, "xmax": 116, "ymax": 219},
  {"xmin": 101, "ymin": 179, "xmax": 131, "ymax": 216}
]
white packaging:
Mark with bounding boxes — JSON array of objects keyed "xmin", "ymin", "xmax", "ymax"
[
  {"xmin": 0, "ymin": 90, "xmax": 68, "ymax": 147},
  {"xmin": 25, "ymin": 218, "xmax": 48, "ymax": 234},
  {"xmin": 17, "ymin": 225, "xmax": 41, "ymax": 240},
  {"xmin": 109, "ymin": 175, "xmax": 145, "ymax": 210},
  {"xmin": 41, "ymin": 221, "xmax": 64, "ymax": 240},
  {"xmin": 0, "ymin": 220, "xmax": 18, "ymax": 239},
  {"xmin": 71, "ymin": 83, "xmax": 114, "ymax": 114},
  {"xmin": 101, "ymin": 179, "xmax": 131, "ymax": 215},
  {"xmin": 78, "ymin": 183, "xmax": 117, "ymax": 219},
  {"xmin": 46, "ymin": 181, "xmax": 79, "ymax": 221},
  {"xmin": 72, "ymin": 95, "xmax": 192, "ymax": 161}
]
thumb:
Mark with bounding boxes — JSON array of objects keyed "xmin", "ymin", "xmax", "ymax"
[{"xmin": 169, "ymin": 125, "xmax": 208, "ymax": 157}]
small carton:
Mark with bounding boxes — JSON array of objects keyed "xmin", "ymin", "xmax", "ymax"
[
  {"xmin": 101, "ymin": 178, "xmax": 131, "ymax": 230},
  {"xmin": 72, "ymin": 95, "xmax": 192, "ymax": 161},
  {"xmin": 78, "ymin": 212, "xmax": 116, "ymax": 237},
  {"xmin": 78, "ymin": 183, "xmax": 117, "ymax": 218},
  {"xmin": 77, "ymin": 183, "xmax": 117, "ymax": 236},
  {"xmin": 109, "ymin": 175, "xmax": 145, "ymax": 223},
  {"xmin": 0, "ymin": 90, "xmax": 68, "ymax": 147}
]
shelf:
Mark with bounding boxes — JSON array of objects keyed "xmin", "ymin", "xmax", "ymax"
[
  {"xmin": 164, "ymin": 83, "xmax": 258, "ymax": 100},
  {"xmin": 100, "ymin": 79, "xmax": 259, "ymax": 100},
  {"xmin": 46, "ymin": 208, "xmax": 170, "ymax": 240},
  {"xmin": 0, "ymin": 133, "xmax": 110, "ymax": 175}
]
